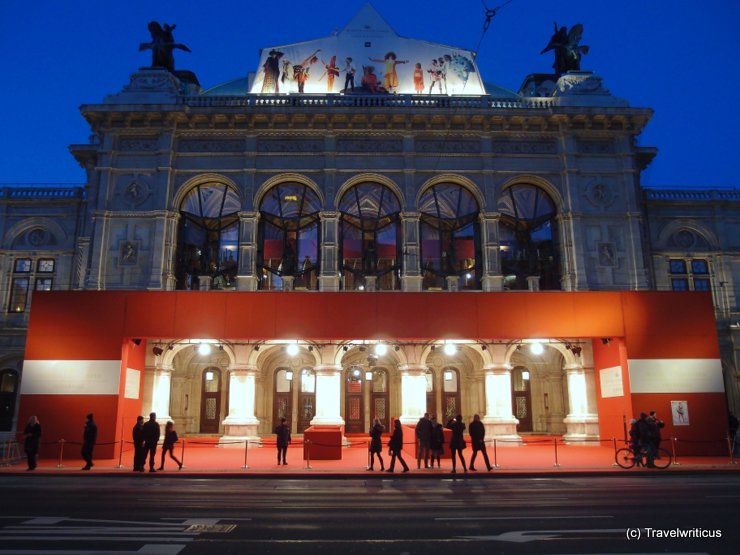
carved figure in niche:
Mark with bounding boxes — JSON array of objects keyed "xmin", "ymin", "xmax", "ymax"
[
  {"xmin": 598, "ymin": 243, "xmax": 616, "ymax": 267},
  {"xmin": 121, "ymin": 242, "xmax": 138, "ymax": 265},
  {"xmin": 139, "ymin": 21, "xmax": 191, "ymax": 73},
  {"xmin": 540, "ymin": 22, "xmax": 589, "ymax": 75}
]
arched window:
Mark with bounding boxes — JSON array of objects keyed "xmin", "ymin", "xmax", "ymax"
[
  {"xmin": 419, "ymin": 183, "xmax": 481, "ymax": 290},
  {"xmin": 176, "ymin": 183, "xmax": 241, "ymax": 290},
  {"xmin": 339, "ymin": 182, "xmax": 402, "ymax": 290},
  {"xmin": 258, "ymin": 183, "xmax": 321, "ymax": 290},
  {"xmin": 498, "ymin": 184, "xmax": 560, "ymax": 290}
]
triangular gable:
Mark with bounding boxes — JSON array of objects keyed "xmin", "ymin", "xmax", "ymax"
[{"xmin": 340, "ymin": 2, "xmax": 397, "ymax": 38}]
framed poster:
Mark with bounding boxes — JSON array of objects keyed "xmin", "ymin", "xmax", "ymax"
[{"xmin": 671, "ymin": 400, "xmax": 689, "ymax": 426}]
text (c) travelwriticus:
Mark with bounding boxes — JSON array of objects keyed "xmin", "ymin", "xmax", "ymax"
[{"xmin": 625, "ymin": 527, "xmax": 723, "ymax": 540}]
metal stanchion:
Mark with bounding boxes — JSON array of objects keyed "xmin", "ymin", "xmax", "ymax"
[
  {"xmin": 492, "ymin": 438, "xmax": 499, "ymax": 468},
  {"xmin": 180, "ymin": 438, "xmax": 186, "ymax": 470},
  {"xmin": 304, "ymin": 439, "xmax": 312, "ymax": 470},
  {"xmin": 117, "ymin": 439, "xmax": 124, "ymax": 469},
  {"xmin": 242, "ymin": 439, "xmax": 250, "ymax": 470},
  {"xmin": 727, "ymin": 434, "xmax": 737, "ymax": 465},
  {"xmin": 671, "ymin": 436, "xmax": 680, "ymax": 466},
  {"xmin": 553, "ymin": 437, "xmax": 560, "ymax": 468},
  {"xmin": 57, "ymin": 439, "xmax": 66, "ymax": 468},
  {"xmin": 612, "ymin": 437, "xmax": 619, "ymax": 467},
  {"xmin": 367, "ymin": 439, "xmax": 371, "ymax": 470}
]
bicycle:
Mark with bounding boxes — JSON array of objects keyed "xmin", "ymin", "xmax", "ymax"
[{"xmin": 615, "ymin": 445, "xmax": 672, "ymax": 469}]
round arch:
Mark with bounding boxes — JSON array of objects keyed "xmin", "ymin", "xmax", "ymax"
[
  {"xmin": 656, "ymin": 218, "xmax": 720, "ymax": 250},
  {"xmin": 255, "ymin": 173, "xmax": 325, "ymax": 211},
  {"xmin": 417, "ymin": 174, "xmax": 485, "ymax": 212},
  {"xmin": 2, "ymin": 217, "xmax": 69, "ymax": 250},
  {"xmin": 335, "ymin": 173, "xmax": 405, "ymax": 210},
  {"xmin": 173, "ymin": 173, "xmax": 243, "ymax": 211},
  {"xmin": 497, "ymin": 175, "xmax": 564, "ymax": 212}
]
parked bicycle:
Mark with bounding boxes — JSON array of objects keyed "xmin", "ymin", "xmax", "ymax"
[{"xmin": 615, "ymin": 445, "xmax": 672, "ymax": 469}]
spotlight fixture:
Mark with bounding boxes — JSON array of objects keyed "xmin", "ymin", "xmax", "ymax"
[
  {"xmin": 430, "ymin": 345, "xmax": 436, "ymax": 352},
  {"xmin": 167, "ymin": 344, "xmax": 174, "ymax": 350},
  {"xmin": 132, "ymin": 338, "xmax": 142, "ymax": 346},
  {"xmin": 254, "ymin": 345, "xmax": 260, "ymax": 351},
  {"xmin": 359, "ymin": 346, "xmax": 366, "ymax": 352},
  {"xmin": 218, "ymin": 344, "xmax": 224, "ymax": 351},
  {"xmin": 152, "ymin": 346, "xmax": 164, "ymax": 356},
  {"xmin": 394, "ymin": 345, "xmax": 400, "ymax": 352},
  {"xmin": 601, "ymin": 338, "xmax": 611, "ymax": 345},
  {"xmin": 343, "ymin": 345, "xmax": 349, "ymax": 352},
  {"xmin": 198, "ymin": 343, "xmax": 212, "ymax": 356},
  {"xmin": 308, "ymin": 345, "xmax": 314, "ymax": 352},
  {"xmin": 481, "ymin": 344, "xmax": 487, "ymax": 351},
  {"xmin": 571, "ymin": 346, "xmax": 583, "ymax": 356}
]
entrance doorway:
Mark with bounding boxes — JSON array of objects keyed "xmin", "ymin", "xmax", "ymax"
[
  {"xmin": 345, "ymin": 368, "xmax": 364, "ymax": 433},
  {"xmin": 442, "ymin": 367, "xmax": 461, "ymax": 423},
  {"xmin": 199, "ymin": 367, "xmax": 221, "ymax": 434},
  {"xmin": 512, "ymin": 366, "xmax": 533, "ymax": 432},
  {"xmin": 273, "ymin": 368, "xmax": 293, "ymax": 431},
  {"xmin": 298, "ymin": 368, "xmax": 316, "ymax": 432},
  {"xmin": 370, "ymin": 369, "xmax": 389, "ymax": 432},
  {"xmin": 425, "ymin": 369, "xmax": 435, "ymax": 417}
]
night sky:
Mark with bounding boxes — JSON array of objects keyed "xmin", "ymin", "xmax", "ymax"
[{"xmin": 1, "ymin": 0, "xmax": 737, "ymax": 188}]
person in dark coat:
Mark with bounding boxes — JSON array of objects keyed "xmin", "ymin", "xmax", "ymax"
[
  {"xmin": 158, "ymin": 421, "xmax": 182, "ymax": 470},
  {"xmin": 468, "ymin": 414, "xmax": 492, "ymax": 471},
  {"xmin": 636, "ymin": 411, "xmax": 655, "ymax": 467},
  {"xmin": 386, "ymin": 419, "xmax": 409, "ymax": 473},
  {"xmin": 368, "ymin": 417, "xmax": 385, "ymax": 471},
  {"xmin": 275, "ymin": 417, "xmax": 291, "ymax": 465},
  {"xmin": 649, "ymin": 411, "xmax": 665, "ymax": 455},
  {"xmin": 81, "ymin": 413, "xmax": 98, "ymax": 470},
  {"xmin": 142, "ymin": 412, "xmax": 161, "ymax": 472},
  {"xmin": 23, "ymin": 415, "xmax": 41, "ymax": 471},
  {"xmin": 429, "ymin": 416, "xmax": 445, "ymax": 468},
  {"xmin": 132, "ymin": 415, "xmax": 145, "ymax": 472},
  {"xmin": 415, "ymin": 412, "xmax": 432, "ymax": 469},
  {"xmin": 446, "ymin": 414, "xmax": 468, "ymax": 474}
]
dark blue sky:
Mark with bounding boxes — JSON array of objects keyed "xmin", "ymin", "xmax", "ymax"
[{"xmin": 1, "ymin": 0, "xmax": 737, "ymax": 188}]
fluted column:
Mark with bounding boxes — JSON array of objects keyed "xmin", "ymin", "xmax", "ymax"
[
  {"xmin": 398, "ymin": 364, "xmax": 427, "ymax": 425},
  {"xmin": 151, "ymin": 364, "xmax": 173, "ymax": 432},
  {"xmin": 563, "ymin": 363, "xmax": 599, "ymax": 442},
  {"xmin": 310, "ymin": 365, "xmax": 345, "ymax": 425},
  {"xmin": 220, "ymin": 366, "xmax": 261, "ymax": 447},
  {"xmin": 482, "ymin": 363, "xmax": 522, "ymax": 442}
]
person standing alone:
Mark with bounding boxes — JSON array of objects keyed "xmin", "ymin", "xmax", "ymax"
[
  {"xmin": 81, "ymin": 413, "xmax": 97, "ymax": 470},
  {"xmin": 275, "ymin": 417, "xmax": 291, "ymax": 465},
  {"xmin": 142, "ymin": 412, "xmax": 160, "ymax": 472},
  {"xmin": 132, "ymin": 415, "xmax": 145, "ymax": 472},
  {"xmin": 468, "ymin": 414, "xmax": 492, "ymax": 471}
]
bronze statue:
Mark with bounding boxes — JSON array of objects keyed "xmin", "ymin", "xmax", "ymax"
[
  {"xmin": 139, "ymin": 21, "xmax": 191, "ymax": 72},
  {"xmin": 540, "ymin": 22, "xmax": 589, "ymax": 75}
]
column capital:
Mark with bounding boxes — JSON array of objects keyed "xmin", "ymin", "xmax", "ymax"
[
  {"xmin": 398, "ymin": 364, "xmax": 427, "ymax": 376},
  {"xmin": 155, "ymin": 364, "xmax": 173, "ymax": 374},
  {"xmin": 483, "ymin": 363, "xmax": 511, "ymax": 374},
  {"xmin": 313, "ymin": 364, "xmax": 343, "ymax": 376},
  {"xmin": 228, "ymin": 365, "xmax": 259, "ymax": 375}
]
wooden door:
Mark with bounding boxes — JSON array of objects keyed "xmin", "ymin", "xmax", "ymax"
[
  {"xmin": 273, "ymin": 369, "xmax": 293, "ymax": 431},
  {"xmin": 298, "ymin": 368, "xmax": 316, "ymax": 432},
  {"xmin": 442, "ymin": 367, "xmax": 461, "ymax": 424},
  {"xmin": 512, "ymin": 367, "xmax": 533, "ymax": 432},
  {"xmin": 200, "ymin": 367, "xmax": 221, "ymax": 434},
  {"xmin": 370, "ymin": 369, "xmax": 389, "ymax": 432},
  {"xmin": 345, "ymin": 374, "xmax": 364, "ymax": 433}
]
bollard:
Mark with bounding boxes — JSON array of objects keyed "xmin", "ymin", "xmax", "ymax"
[
  {"xmin": 367, "ymin": 439, "xmax": 371, "ymax": 470},
  {"xmin": 242, "ymin": 439, "xmax": 250, "ymax": 470},
  {"xmin": 57, "ymin": 438, "xmax": 66, "ymax": 468},
  {"xmin": 612, "ymin": 438, "xmax": 619, "ymax": 467},
  {"xmin": 180, "ymin": 438, "xmax": 186, "ymax": 470},
  {"xmin": 305, "ymin": 438, "xmax": 312, "ymax": 470},
  {"xmin": 492, "ymin": 438, "xmax": 499, "ymax": 468},
  {"xmin": 553, "ymin": 437, "xmax": 560, "ymax": 468},
  {"xmin": 671, "ymin": 436, "xmax": 680, "ymax": 466},
  {"xmin": 117, "ymin": 439, "xmax": 124, "ymax": 469}
]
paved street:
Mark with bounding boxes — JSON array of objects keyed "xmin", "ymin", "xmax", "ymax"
[{"xmin": 0, "ymin": 473, "xmax": 737, "ymax": 554}]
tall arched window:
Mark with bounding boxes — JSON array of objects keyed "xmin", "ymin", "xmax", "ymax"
[
  {"xmin": 258, "ymin": 183, "xmax": 321, "ymax": 290},
  {"xmin": 498, "ymin": 184, "xmax": 560, "ymax": 290},
  {"xmin": 339, "ymin": 182, "xmax": 402, "ymax": 290},
  {"xmin": 176, "ymin": 183, "xmax": 241, "ymax": 290},
  {"xmin": 419, "ymin": 183, "xmax": 481, "ymax": 290}
]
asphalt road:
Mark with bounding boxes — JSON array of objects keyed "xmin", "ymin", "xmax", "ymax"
[{"xmin": 0, "ymin": 473, "xmax": 737, "ymax": 554}]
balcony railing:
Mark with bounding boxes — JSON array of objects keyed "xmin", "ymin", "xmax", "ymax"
[
  {"xmin": 644, "ymin": 188, "xmax": 740, "ymax": 202},
  {"xmin": 0, "ymin": 186, "xmax": 86, "ymax": 199}
]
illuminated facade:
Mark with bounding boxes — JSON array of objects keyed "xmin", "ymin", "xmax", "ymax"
[{"xmin": 1, "ymin": 5, "xmax": 737, "ymax": 455}]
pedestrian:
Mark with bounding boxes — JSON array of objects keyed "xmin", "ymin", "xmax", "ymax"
[
  {"xmin": 132, "ymin": 415, "xmax": 145, "ymax": 472},
  {"xmin": 158, "ymin": 421, "xmax": 182, "ymax": 470},
  {"xmin": 275, "ymin": 417, "xmax": 291, "ymax": 465},
  {"xmin": 142, "ymin": 412, "xmax": 160, "ymax": 473},
  {"xmin": 415, "ymin": 412, "xmax": 432, "ymax": 469},
  {"xmin": 386, "ymin": 419, "xmax": 409, "ymax": 473},
  {"xmin": 429, "ymin": 415, "xmax": 444, "ymax": 468},
  {"xmin": 23, "ymin": 415, "xmax": 41, "ymax": 471},
  {"xmin": 446, "ymin": 414, "xmax": 468, "ymax": 474},
  {"xmin": 81, "ymin": 413, "xmax": 97, "ymax": 470},
  {"xmin": 636, "ymin": 411, "xmax": 655, "ymax": 468},
  {"xmin": 368, "ymin": 417, "xmax": 385, "ymax": 471},
  {"xmin": 649, "ymin": 411, "xmax": 665, "ymax": 455},
  {"xmin": 468, "ymin": 414, "xmax": 492, "ymax": 471}
]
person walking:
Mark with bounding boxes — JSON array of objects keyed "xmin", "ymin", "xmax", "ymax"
[
  {"xmin": 132, "ymin": 415, "xmax": 145, "ymax": 472},
  {"xmin": 446, "ymin": 414, "xmax": 468, "ymax": 474},
  {"xmin": 142, "ymin": 412, "xmax": 160, "ymax": 473},
  {"xmin": 386, "ymin": 419, "xmax": 409, "ymax": 473},
  {"xmin": 429, "ymin": 416, "xmax": 445, "ymax": 469},
  {"xmin": 468, "ymin": 414, "xmax": 492, "ymax": 471},
  {"xmin": 158, "ymin": 421, "xmax": 182, "ymax": 470},
  {"xmin": 23, "ymin": 415, "xmax": 41, "ymax": 471},
  {"xmin": 368, "ymin": 417, "xmax": 385, "ymax": 471},
  {"xmin": 275, "ymin": 417, "xmax": 291, "ymax": 465},
  {"xmin": 415, "ymin": 412, "xmax": 432, "ymax": 469},
  {"xmin": 81, "ymin": 413, "xmax": 98, "ymax": 470}
]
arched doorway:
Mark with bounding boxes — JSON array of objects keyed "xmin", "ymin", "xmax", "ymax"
[
  {"xmin": 0, "ymin": 369, "xmax": 19, "ymax": 432},
  {"xmin": 370, "ymin": 368, "xmax": 390, "ymax": 432},
  {"xmin": 442, "ymin": 367, "xmax": 461, "ymax": 422},
  {"xmin": 298, "ymin": 368, "xmax": 316, "ymax": 432},
  {"xmin": 345, "ymin": 366, "xmax": 364, "ymax": 433},
  {"xmin": 200, "ymin": 367, "xmax": 222, "ymax": 433},
  {"xmin": 512, "ymin": 366, "xmax": 533, "ymax": 432},
  {"xmin": 273, "ymin": 368, "xmax": 293, "ymax": 431}
]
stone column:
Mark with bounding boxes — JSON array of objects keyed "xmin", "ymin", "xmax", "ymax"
[
  {"xmin": 319, "ymin": 212, "xmax": 340, "ymax": 291},
  {"xmin": 482, "ymin": 364, "xmax": 522, "ymax": 442},
  {"xmin": 479, "ymin": 212, "xmax": 504, "ymax": 292},
  {"xmin": 310, "ymin": 365, "xmax": 344, "ymax": 426},
  {"xmin": 398, "ymin": 364, "xmax": 427, "ymax": 425},
  {"xmin": 220, "ymin": 366, "xmax": 261, "ymax": 447},
  {"xmin": 400, "ymin": 212, "xmax": 423, "ymax": 292},
  {"xmin": 151, "ymin": 364, "xmax": 173, "ymax": 431},
  {"xmin": 236, "ymin": 211, "xmax": 259, "ymax": 291},
  {"xmin": 563, "ymin": 363, "xmax": 600, "ymax": 442}
]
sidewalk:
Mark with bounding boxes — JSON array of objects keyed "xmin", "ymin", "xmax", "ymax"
[{"xmin": 3, "ymin": 438, "xmax": 739, "ymax": 477}]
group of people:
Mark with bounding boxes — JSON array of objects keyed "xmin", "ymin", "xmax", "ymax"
[
  {"xmin": 366, "ymin": 413, "xmax": 493, "ymax": 474},
  {"xmin": 132, "ymin": 412, "xmax": 182, "ymax": 472},
  {"xmin": 628, "ymin": 410, "xmax": 665, "ymax": 467}
]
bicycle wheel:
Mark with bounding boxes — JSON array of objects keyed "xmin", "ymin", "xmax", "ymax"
[
  {"xmin": 615, "ymin": 448, "xmax": 635, "ymax": 469},
  {"xmin": 652, "ymin": 447, "xmax": 672, "ymax": 469}
]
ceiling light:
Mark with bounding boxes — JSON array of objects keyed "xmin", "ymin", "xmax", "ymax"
[
  {"xmin": 286, "ymin": 343, "xmax": 299, "ymax": 356},
  {"xmin": 375, "ymin": 343, "xmax": 388, "ymax": 356},
  {"xmin": 132, "ymin": 338, "xmax": 142, "ymax": 346},
  {"xmin": 530, "ymin": 342, "xmax": 544, "ymax": 355},
  {"xmin": 198, "ymin": 343, "xmax": 212, "ymax": 356},
  {"xmin": 152, "ymin": 346, "xmax": 164, "ymax": 356},
  {"xmin": 443, "ymin": 343, "xmax": 457, "ymax": 356}
]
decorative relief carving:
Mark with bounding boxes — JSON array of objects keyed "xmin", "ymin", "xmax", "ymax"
[
  {"xmin": 257, "ymin": 139, "xmax": 324, "ymax": 152},
  {"xmin": 597, "ymin": 242, "xmax": 617, "ymax": 267},
  {"xmin": 555, "ymin": 73, "xmax": 610, "ymax": 96},
  {"xmin": 672, "ymin": 229, "xmax": 696, "ymax": 249},
  {"xmin": 577, "ymin": 140, "xmax": 615, "ymax": 154},
  {"xmin": 179, "ymin": 139, "xmax": 245, "ymax": 152},
  {"xmin": 118, "ymin": 175, "xmax": 152, "ymax": 207},
  {"xmin": 119, "ymin": 138, "xmax": 158, "ymax": 151},
  {"xmin": 336, "ymin": 138, "xmax": 403, "ymax": 152},
  {"xmin": 490, "ymin": 141, "xmax": 556, "ymax": 154},
  {"xmin": 416, "ymin": 140, "xmax": 481, "ymax": 153},
  {"xmin": 584, "ymin": 181, "xmax": 616, "ymax": 208},
  {"xmin": 120, "ymin": 241, "xmax": 139, "ymax": 266},
  {"xmin": 123, "ymin": 71, "xmax": 180, "ymax": 92}
]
